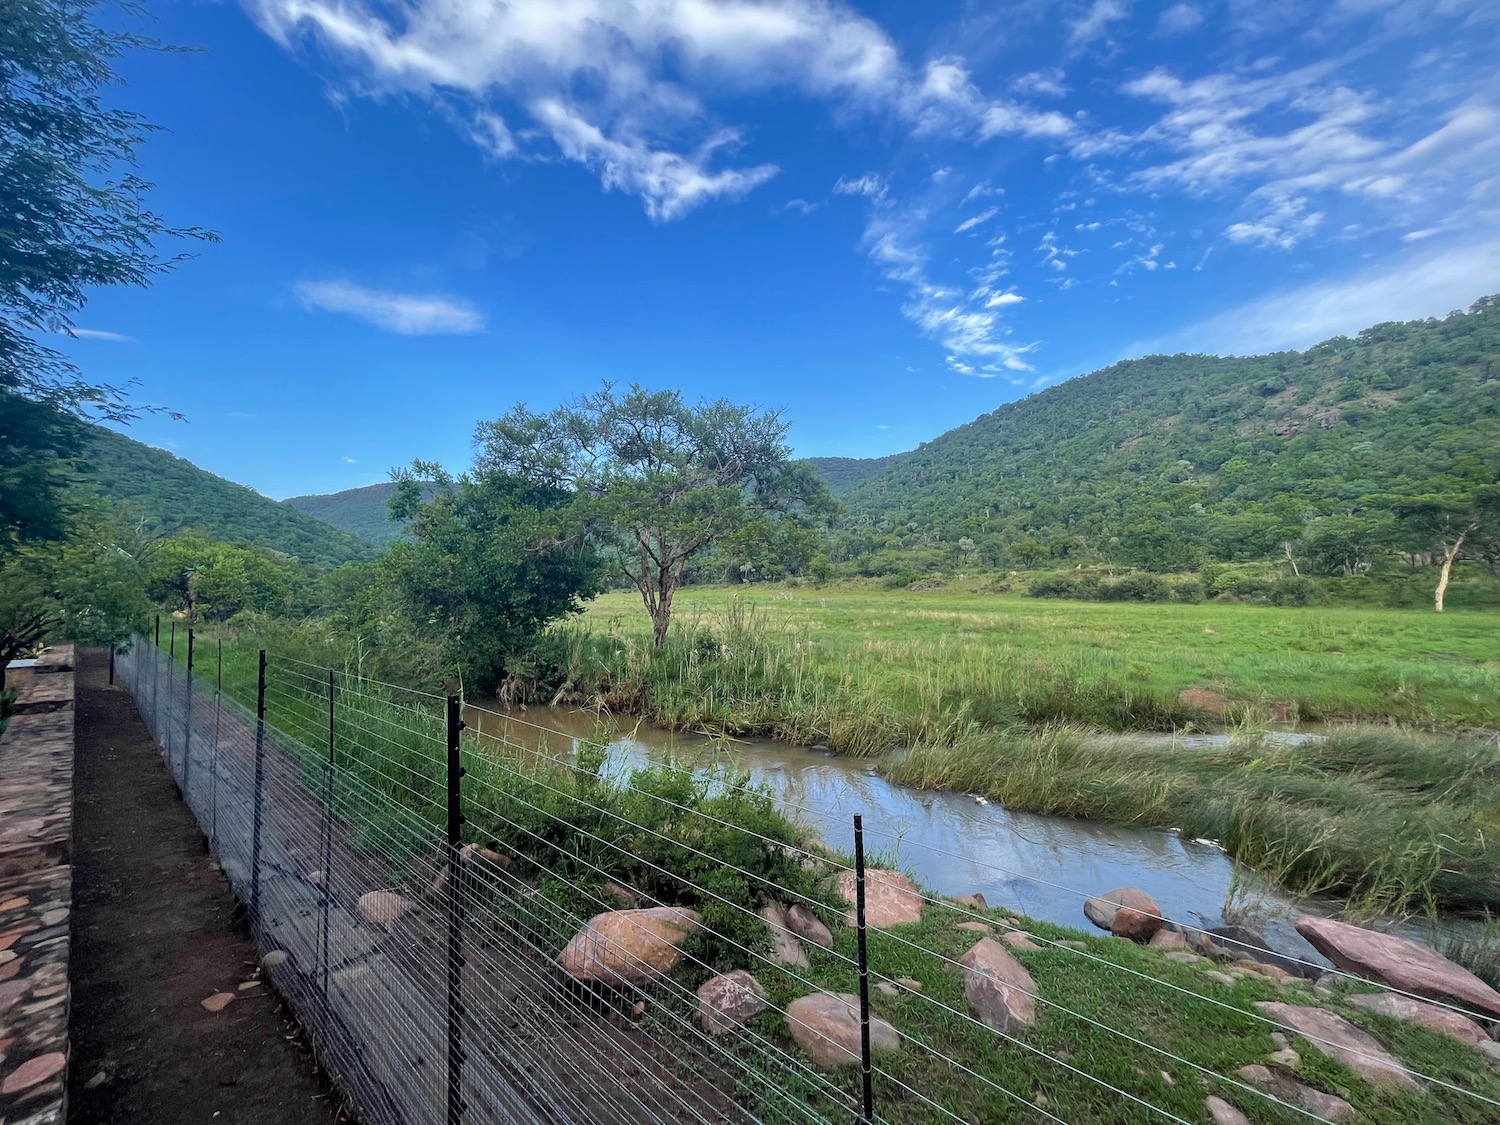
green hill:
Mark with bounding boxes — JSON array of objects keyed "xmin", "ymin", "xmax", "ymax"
[
  {"xmin": 838, "ymin": 295, "xmax": 1500, "ymax": 569},
  {"xmin": 283, "ymin": 482, "xmax": 425, "ymax": 547},
  {"xmin": 82, "ymin": 427, "xmax": 373, "ymax": 568},
  {"xmin": 802, "ymin": 454, "xmax": 901, "ymax": 494}
]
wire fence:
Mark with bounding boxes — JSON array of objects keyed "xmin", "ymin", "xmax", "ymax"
[{"xmin": 116, "ymin": 628, "xmax": 1500, "ymax": 1125}]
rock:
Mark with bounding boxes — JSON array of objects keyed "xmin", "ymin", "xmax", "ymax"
[
  {"xmin": 556, "ymin": 907, "xmax": 701, "ymax": 987},
  {"xmin": 960, "ymin": 938, "xmax": 1038, "ymax": 1035},
  {"xmin": 308, "ymin": 869, "xmax": 324, "ymax": 888},
  {"xmin": 1296, "ymin": 915, "xmax": 1500, "ymax": 1017},
  {"xmin": 1235, "ymin": 959, "xmax": 1294, "ymax": 984},
  {"xmin": 696, "ymin": 970, "xmax": 768, "ymax": 1035},
  {"xmin": 786, "ymin": 992, "xmax": 901, "ymax": 1069},
  {"xmin": 875, "ymin": 981, "xmax": 899, "ymax": 997},
  {"xmin": 1478, "ymin": 1040, "xmax": 1500, "ymax": 1070},
  {"xmin": 1268, "ymin": 1048, "xmax": 1301, "ymax": 1068},
  {"xmin": 238, "ymin": 980, "xmax": 262, "ymax": 991},
  {"xmin": 833, "ymin": 869, "xmax": 924, "ymax": 928},
  {"xmin": 1083, "ymin": 887, "xmax": 1160, "ymax": 932},
  {"xmin": 1111, "ymin": 907, "xmax": 1163, "ymax": 943},
  {"xmin": 460, "ymin": 843, "xmax": 512, "ymax": 870},
  {"xmin": 600, "ymin": 881, "xmax": 639, "ymax": 909},
  {"xmin": 1208, "ymin": 925, "xmax": 1319, "ymax": 980},
  {"xmin": 1164, "ymin": 951, "xmax": 1205, "ymax": 964},
  {"xmin": 786, "ymin": 904, "xmax": 834, "ymax": 948},
  {"xmin": 84, "ymin": 1070, "xmax": 108, "ymax": 1090},
  {"xmin": 1255, "ymin": 1002, "xmax": 1415, "ymax": 1088},
  {"xmin": 956, "ymin": 921, "xmax": 990, "ymax": 933},
  {"xmin": 896, "ymin": 977, "xmax": 922, "ymax": 991},
  {"xmin": 1204, "ymin": 1096, "xmax": 1250, "ymax": 1125},
  {"xmin": 1203, "ymin": 971, "xmax": 1239, "ymax": 987},
  {"xmin": 760, "ymin": 903, "xmax": 810, "ymax": 968},
  {"xmin": 261, "ymin": 950, "xmax": 289, "ymax": 969},
  {"xmin": 1, "ymin": 1051, "xmax": 67, "ymax": 1095},
  {"xmin": 358, "ymin": 891, "xmax": 417, "ymax": 931},
  {"xmin": 1058, "ymin": 940, "xmax": 1087, "ymax": 951},
  {"xmin": 1001, "ymin": 931, "xmax": 1042, "ymax": 952},
  {"xmin": 1149, "ymin": 928, "xmax": 1189, "ymax": 951},
  {"xmin": 201, "ymin": 992, "xmax": 237, "ymax": 1013},
  {"xmin": 1346, "ymin": 991, "xmax": 1490, "ymax": 1046},
  {"xmin": 954, "ymin": 893, "xmax": 988, "ymax": 910},
  {"xmin": 1237, "ymin": 1064, "xmax": 1354, "ymax": 1121}
]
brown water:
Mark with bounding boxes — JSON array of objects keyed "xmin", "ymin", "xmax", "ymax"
[{"xmin": 463, "ymin": 704, "xmax": 1352, "ymax": 958}]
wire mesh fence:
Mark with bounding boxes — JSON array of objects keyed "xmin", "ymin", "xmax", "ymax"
[{"xmin": 115, "ymin": 631, "xmax": 1500, "ymax": 1125}]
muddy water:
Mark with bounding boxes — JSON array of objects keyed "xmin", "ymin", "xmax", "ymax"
[{"xmin": 464, "ymin": 704, "xmax": 1341, "ymax": 958}]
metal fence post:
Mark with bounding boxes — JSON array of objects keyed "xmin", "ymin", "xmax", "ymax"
[
  {"xmin": 320, "ymin": 669, "xmax": 335, "ymax": 1009},
  {"xmin": 108, "ymin": 644, "xmax": 115, "ymax": 685},
  {"xmin": 853, "ymin": 814, "xmax": 875, "ymax": 1125},
  {"xmin": 151, "ymin": 615, "xmax": 160, "ymax": 738},
  {"xmin": 167, "ymin": 622, "xmax": 177, "ymax": 767},
  {"xmin": 183, "ymin": 629, "xmax": 195, "ymax": 799},
  {"xmin": 250, "ymin": 650, "xmax": 267, "ymax": 927},
  {"xmin": 446, "ymin": 694, "xmax": 468, "ymax": 1125},
  {"xmin": 211, "ymin": 639, "xmax": 222, "ymax": 852}
]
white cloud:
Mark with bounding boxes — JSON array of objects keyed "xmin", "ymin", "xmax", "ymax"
[
  {"xmin": 835, "ymin": 173, "xmax": 888, "ymax": 200},
  {"xmin": 785, "ymin": 198, "xmax": 822, "ymax": 215},
  {"xmin": 68, "ymin": 328, "xmax": 134, "ymax": 342},
  {"xmin": 954, "ymin": 208, "xmax": 998, "ymax": 233},
  {"xmin": 1157, "ymin": 4, "xmax": 1204, "ymax": 34},
  {"xmin": 1011, "ymin": 69, "xmax": 1068, "ymax": 98},
  {"xmin": 249, "ymin": 0, "xmax": 1074, "ymax": 220},
  {"xmin": 1152, "ymin": 231, "xmax": 1500, "ymax": 354},
  {"xmin": 1224, "ymin": 193, "xmax": 1324, "ymax": 249},
  {"xmin": 295, "ymin": 280, "xmax": 485, "ymax": 334},
  {"xmin": 1068, "ymin": 0, "xmax": 1130, "ymax": 47},
  {"xmin": 343, "ymin": 456, "xmax": 358, "ymax": 463}
]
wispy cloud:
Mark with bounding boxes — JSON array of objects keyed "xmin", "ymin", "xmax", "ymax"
[
  {"xmin": 295, "ymin": 280, "xmax": 485, "ymax": 334},
  {"xmin": 1156, "ymin": 4, "xmax": 1203, "ymax": 35},
  {"xmin": 67, "ymin": 328, "xmax": 135, "ymax": 343},
  {"xmin": 954, "ymin": 208, "xmax": 998, "ymax": 233},
  {"xmin": 1068, "ymin": 0, "xmax": 1130, "ymax": 47},
  {"xmin": 343, "ymin": 456, "xmax": 358, "ymax": 463}
]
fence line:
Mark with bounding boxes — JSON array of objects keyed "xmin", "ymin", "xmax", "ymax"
[{"xmin": 115, "ymin": 634, "xmax": 1498, "ymax": 1125}]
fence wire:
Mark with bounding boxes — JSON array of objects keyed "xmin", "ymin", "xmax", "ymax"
[{"xmin": 116, "ymin": 636, "xmax": 1500, "ymax": 1125}]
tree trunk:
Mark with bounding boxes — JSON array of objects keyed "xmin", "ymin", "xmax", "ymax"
[{"xmin": 1434, "ymin": 531, "xmax": 1469, "ymax": 613}]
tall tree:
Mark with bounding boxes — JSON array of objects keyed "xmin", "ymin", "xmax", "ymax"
[
  {"xmin": 476, "ymin": 384, "xmax": 832, "ymax": 646},
  {"xmin": 1393, "ymin": 489, "xmax": 1500, "ymax": 612},
  {"xmin": 1, "ymin": 0, "xmax": 214, "ymax": 548}
]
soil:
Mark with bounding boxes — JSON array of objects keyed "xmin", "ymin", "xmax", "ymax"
[{"xmin": 67, "ymin": 647, "xmax": 345, "ymax": 1125}]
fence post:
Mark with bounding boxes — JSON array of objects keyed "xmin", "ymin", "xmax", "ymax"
[
  {"xmin": 151, "ymin": 616, "xmax": 160, "ymax": 737},
  {"xmin": 446, "ymin": 694, "xmax": 467, "ymax": 1125},
  {"xmin": 320, "ymin": 669, "xmax": 335, "ymax": 1009},
  {"xmin": 211, "ymin": 639, "xmax": 222, "ymax": 852},
  {"xmin": 183, "ymin": 629, "xmax": 195, "ymax": 799},
  {"xmin": 853, "ymin": 814, "xmax": 875, "ymax": 1125},
  {"xmin": 167, "ymin": 622, "xmax": 177, "ymax": 766},
  {"xmin": 108, "ymin": 644, "xmax": 115, "ymax": 685},
  {"xmin": 250, "ymin": 650, "xmax": 267, "ymax": 928}
]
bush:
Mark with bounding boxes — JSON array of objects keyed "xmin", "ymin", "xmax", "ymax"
[
  {"xmin": 1098, "ymin": 573, "xmax": 1172, "ymax": 602},
  {"xmin": 1268, "ymin": 576, "xmax": 1323, "ymax": 606},
  {"xmin": 1027, "ymin": 574, "xmax": 1082, "ymax": 599}
]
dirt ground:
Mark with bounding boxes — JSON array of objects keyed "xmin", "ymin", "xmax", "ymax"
[{"xmin": 67, "ymin": 647, "xmax": 345, "ymax": 1125}]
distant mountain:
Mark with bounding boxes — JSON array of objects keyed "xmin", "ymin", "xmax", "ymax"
[
  {"xmin": 837, "ymin": 296, "xmax": 1500, "ymax": 565},
  {"xmin": 82, "ymin": 427, "xmax": 373, "ymax": 568},
  {"xmin": 803, "ymin": 455, "xmax": 901, "ymax": 495},
  {"xmin": 284, "ymin": 482, "xmax": 414, "ymax": 547}
]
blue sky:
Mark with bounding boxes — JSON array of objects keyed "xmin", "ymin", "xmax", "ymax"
[{"xmin": 69, "ymin": 0, "xmax": 1500, "ymax": 499}]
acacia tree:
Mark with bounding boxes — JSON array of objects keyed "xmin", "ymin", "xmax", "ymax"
[
  {"xmin": 476, "ymin": 384, "xmax": 832, "ymax": 647},
  {"xmin": 1393, "ymin": 489, "xmax": 1500, "ymax": 612}
]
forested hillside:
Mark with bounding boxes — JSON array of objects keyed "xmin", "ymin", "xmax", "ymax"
[
  {"xmin": 803, "ymin": 454, "xmax": 900, "ymax": 494},
  {"xmin": 82, "ymin": 427, "xmax": 373, "ymax": 568},
  {"xmin": 834, "ymin": 296, "xmax": 1500, "ymax": 573},
  {"xmin": 284, "ymin": 482, "xmax": 414, "ymax": 546}
]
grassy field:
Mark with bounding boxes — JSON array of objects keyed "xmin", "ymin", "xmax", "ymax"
[{"xmin": 548, "ymin": 585, "xmax": 1500, "ymax": 914}]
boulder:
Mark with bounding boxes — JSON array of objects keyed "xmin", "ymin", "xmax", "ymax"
[
  {"xmin": 696, "ymin": 970, "xmax": 769, "ymax": 1035},
  {"xmin": 786, "ymin": 904, "xmax": 834, "ymax": 948},
  {"xmin": 1207, "ymin": 925, "xmax": 1319, "ymax": 981},
  {"xmin": 1083, "ymin": 887, "xmax": 1160, "ymax": 932},
  {"xmin": 956, "ymin": 921, "xmax": 990, "ymax": 933},
  {"xmin": 1204, "ymin": 1096, "xmax": 1250, "ymax": 1125},
  {"xmin": 786, "ymin": 992, "xmax": 901, "ymax": 1069},
  {"xmin": 1111, "ymin": 907, "xmax": 1162, "ymax": 943},
  {"xmin": 1346, "ymin": 991, "xmax": 1490, "ymax": 1046},
  {"xmin": 960, "ymin": 938, "xmax": 1038, "ymax": 1035},
  {"xmin": 954, "ymin": 893, "xmax": 988, "ymax": 910},
  {"xmin": 833, "ymin": 869, "xmax": 924, "ymax": 928},
  {"xmin": 556, "ymin": 907, "xmax": 701, "ymax": 987},
  {"xmin": 1296, "ymin": 915, "xmax": 1500, "ymax": 1017},
  {"xmin": 1254, "ymin": 1002, "xmax": 1415, "ymax": 1088},
  {"xmin": 358, "ymin": 891, "xmax": 417, "ymax": 931},
  {"xmin": 1149, "ymin": 928, "xmax": 1189, "ymax": 951},
  {"xmin": 1237, "ymin": 1065, "xmax": 1354, "ymax": 1121},
  {"xmin": 1001, "ymin": 931, "xmax": 1042, "ymax": 952},
  {"xmin": 1234, "ymin": 959, "xmax": 1294, "ymax": 985},
  {"xmin": 760, "ymin": 903, "xmax": 809, "ymax": 968}
]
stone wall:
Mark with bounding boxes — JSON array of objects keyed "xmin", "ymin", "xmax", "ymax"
[{"xmin": 0, "ymin": 645, "xmax": 74, "ymax": 1124}]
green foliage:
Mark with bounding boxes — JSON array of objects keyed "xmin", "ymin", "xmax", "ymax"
[
  {"xmin": 81, "ymin": 426, "xmax": 372, "ymax": 569},
  {"xmin": 142, "ymin": 532, "xmax": 301, "ymax": 621},
  {"xmin": 799, "ymin": 454, "xmax": 898, "ymax": 494},
  {"xmin": 283, "ymin": 481, "xmax": 428, "ymax": 547}
]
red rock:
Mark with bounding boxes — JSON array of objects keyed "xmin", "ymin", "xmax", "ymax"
[
  {"xmin": 954, "ymin": 893, "xmax": 988, "ymax": 910},
  {"xmin": 785, "ymin": 905, "xmax": 834, "ymax": 948},
  {"xmin": 1149, "ymin": 928, "xmax": 1189, "ymax": 950},
  {"xmin": 1204, "ymin": 1096, "xmax": 1249, "ymax": 1125},
  {"xmin": 1083, "ymin": 887, "xmax": 1160, "ymax": 932},
  {"xmin": 357, "ymin": 891, "xmax": 417, "ymax": 931},
  {"xmin": 960, "ymin": 938, "xmax": 1038, "ymax": 1035},
  {"xmin": 956, "ymin": 921, "xmax": 990, "ymax": 933},
  {"xmin": 760, "ymin": 903, "xmax": 809, "ymax": 968},
  {"xmin": 1, "ymin": 1051, "xmax": 66, "ymax": 1094},
  {"xmin": 0, "ymin": 959, "xmax": 21, "ymax": 982},
  {"xmin": 1346, "ymin": 992, "xmax": 1489, "ymax": 1046},
  {"xmin": 1254, "ymin": 1002, "xmax": 1415, "ymax": 1088},
  {"xmin": 1001, "ymin": 931, "xmax": 1042, "ymax": 952},
  {"xmin": 556, "ymin": 907, "xmax": 700, "ymax": 986},
  {"xmin": 786, "ymin": 992, "xmax": 901, "ymax": 1069},
  {"xmin": 1111, "ymin": 907, "xmax": 1163, "ymax": 942},
  {"xmin": 696, "ymin": 970, "xmax": 768, "ymax": 1035},
  {"xmin": 1296, "ymin": 915, "xmax": 1500, "ymax": 1018},
  {"xmin": 833, "ymin": 869, "xmax": 924, "ymax": 928},
  {"xmin": 201, "ymin": 992, "xmax": 236, "ymax": 1013}
]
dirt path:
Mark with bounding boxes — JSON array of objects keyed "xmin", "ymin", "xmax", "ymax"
[{"xmin": 67, "ymin": 647, "xmax": 344, "ymax": 1125}]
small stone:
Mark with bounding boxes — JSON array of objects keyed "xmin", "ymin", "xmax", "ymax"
[
  {"xmin": 85, "ymin": 1070, "xmax": 108, "ymax": 1090},
  {"xmin": 1235, "ymin": 959, "xmax": 1293, "ymax": 984},
  {"xmin": 1001, "ymin": 931, "xmax": 1042, "ymax": 952},
  {"xmin": 1238, "ymin": 1064, "xmax": 1355, "ymax": 1120},
  {"xmin": 308, "ymin": 869, "xmax": 324, "ymax": 887},
  {"xmin": 38, "ymin": 908, "xmax": 66, "ymax": 927},
  {"xmin": 1058, "ymin": 940, "xmax": 1087, "ymax": 951},
  {"xmin": 786, "ymin": 904, "xmax": 834, "ymax": 948},
  {"xmin": 787, "ymin": 992, "xmax": 901, "ymax": 1069},
  {"xmin": 1164, "ymin": 951, "xmax": 1205, "ymax": 964},
  {"xmin": 261, "ymin": 950, "xmax": 289, "ymax": 969},
  {"xmin": 1270, "ymin": 1032, "xmax": 1289, "ymax": 1048},
  {"xmin": 696, "ymin": 970, "xmax": 769, "ymax": 1035},
  {"xmin": 954, "ymin": 893, "xmax": 988, "ymax": 910},
  {"xmin": 761, "ymin": 903, "xmax": 810, "ymax": 968},
  {"xmin": 358, "ymin": 891, "xmax": 417, "ymax": 931},
  {"xmin": 1268, "ymin": 1048, "xmax": 1301, "ymax": 1068},
  {"xmin": 1204, "ymin": 1095, "xmax": 1250, "ymax": 1125},
  {"xmin": 631, "ymin": 1000, "xmax": 646, "ymax": 1017},
  {"xmin": 1477, "ymin": 1040, "xmax": 1500, "ymax": 1070},
  {"xmin": 238, "ymin": 980, "xmax": 262, "ymax": 991},
  {"xmin": 1159, "ymin": 1070, "xmax": 1175, "ymax": 1086},
  {"xmin": 201, "ymin": 992, "xmax": 237, "ymax": 1013},
  {"xmin": 1204, "ymin": 971, "xmax": 1239, "ymax": 987},
  {"xmin": 875, "ymin": 981, "xmax": 899, "ymax": 997},
  {"xmin": 896, "ymin": 977, "xmax": 922, "ymax": 991},
  {"xmin": 2, "ymin": 1051, "xmax": 67, "ymax": 1094},
  {"xmin": 601, "ymin": 881, "xmax": 639, "ymax": 910},
  {"xmin": 956, "ymin": 921, "xmax": 990, "ymax": 933},
  {"xmin": 0, "ymin": 950, "xmax": 15, "ymax": 965}
]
